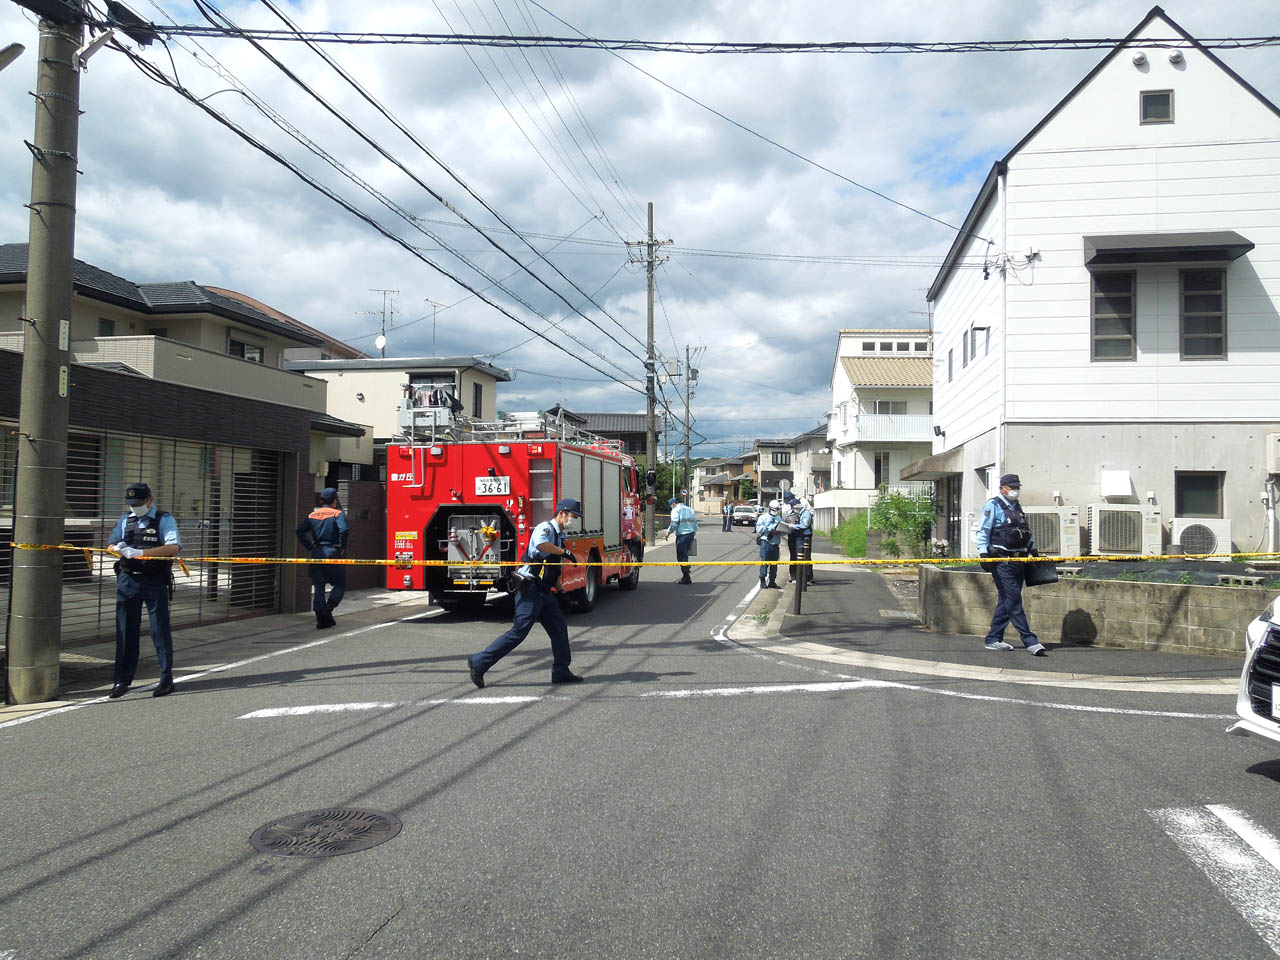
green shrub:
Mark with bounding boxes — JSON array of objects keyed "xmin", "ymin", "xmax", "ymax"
[
  {"xmin": 828, "ymin": 512, "xmax": 869, "ymax": 557},
  {"xmin": 869, "ymin": 488, "xmax": 933, "ymax": 557},
  {"xmin": 880, "ymin": 537, "xmax": 901, "ymax": 558}
]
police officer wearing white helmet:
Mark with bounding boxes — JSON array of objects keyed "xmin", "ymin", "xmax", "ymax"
[{"xmin": 755, "ymin": 500, "xmax": 784, "ymax": 590}]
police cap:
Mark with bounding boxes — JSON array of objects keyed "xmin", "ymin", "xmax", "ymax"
[
  {"xmin": 999, "ymin": 474, "xmax": 1021, "ymax": 488},
  {"xmin": 320, "ymin": 486, "xmax": 339, "ymax": 502},
  {"xmin": 125, "ymin": 482, "xmax": 151, "ymax": 505},
  {"xmin": 554, "ymin": 498, "xmax": 582, "ymax": 517}
]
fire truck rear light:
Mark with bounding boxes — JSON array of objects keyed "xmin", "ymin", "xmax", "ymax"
[
  {"xmin": 430, "ymin": 446, "xmax": 443, "ymax": 456},
  {"xmin": 498, "ymin": 445, "xmax": 511, "ymax": 454}
]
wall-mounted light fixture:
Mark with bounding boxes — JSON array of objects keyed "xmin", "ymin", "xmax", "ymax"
[{"xmin": 933, "ymin": 425, "xmax": 945, "ymax": 437}]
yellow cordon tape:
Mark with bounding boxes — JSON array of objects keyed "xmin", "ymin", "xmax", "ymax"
[{"xmin": 10, "ymin": 542, "xmax": 1280, "ymax": 569}]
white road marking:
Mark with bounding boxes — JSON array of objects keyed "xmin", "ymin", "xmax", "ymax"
[
  {"xmin": 239, "ymin": 694, "xmax": 552, "ymax": 718},
  {"xmin": 1207, "ymin": 804, "xmax": 1280, "ymax": 875},
  {"xmin": 1149, "ymin": 805, "xmax": 1280, "ymax": 956},
  {"xmin": 0, "ymin": 609, "xmax": 442, "ymax": 732},
  {"xmin": 642, "ymin": 680, "xmax": 894, "ymax": 699}
]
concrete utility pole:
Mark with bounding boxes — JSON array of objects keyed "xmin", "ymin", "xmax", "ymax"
[
  {"xmin": 683, "ymin": 345, "xmax": 692, "ymax": 505},
  {"xmin": 8, "ymin": 13, "xmax": 84, "ymax": 703},
  {"xmin": 643, "ymin": 204, "xmax": 657, "ymax": 544}
]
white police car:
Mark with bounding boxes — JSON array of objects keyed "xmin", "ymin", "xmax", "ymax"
[{"xmin": 1227, "ymin": 594, "xmax": 1280, "ymax": 745}]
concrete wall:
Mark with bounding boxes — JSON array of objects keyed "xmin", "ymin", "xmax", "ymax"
[{"xmin": 919, "ymin": 565, "xmax": 1267, "ymax": 657}]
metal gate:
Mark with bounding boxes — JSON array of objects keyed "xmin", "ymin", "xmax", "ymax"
[{"xmin": 1, "ymin": 421, "xmax": 283, "ymax": 647}]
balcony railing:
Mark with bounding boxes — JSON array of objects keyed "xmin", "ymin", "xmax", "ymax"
[{"xmin": 853, "ymin": 414, "xmax": 933, "ymax": 443}]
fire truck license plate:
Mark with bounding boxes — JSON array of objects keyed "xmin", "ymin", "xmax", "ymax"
[{"xmin": 475, "ymin": 476, "xmax": 510, "ymax": 496}]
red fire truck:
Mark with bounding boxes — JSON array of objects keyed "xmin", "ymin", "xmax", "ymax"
[{"xmin": 385, "ymin": 407, "xmax": 643, "ymax": 612}]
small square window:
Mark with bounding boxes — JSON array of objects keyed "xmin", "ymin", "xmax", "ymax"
[
  {"xmin": 879, "ymin": 341, "xmax": 892, "ymax": 351},
  {"xmin": 896, "ymin": 341, "xmax": 909, "ymax": 351},
  {"xmin": 1141, "ymin": 90, "xmax": 1173, "ymax": 124},
  {"xmin": 862, "ymin": 341, "xmax": 875, "ymax": 351},
  {"xmin": 913, "ymin": 342, "xmax": 927, "ymax": 352},
  {"xmin": 97, "ymin": 317, "xmax": 115, "ymax": 337}
]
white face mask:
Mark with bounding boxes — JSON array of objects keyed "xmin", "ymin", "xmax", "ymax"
[
  {"xmin": 1006, "ymin": 489, "xmax": 1020, "ymax": 501},
  {"xmin": 130, "ymin": 504, "xmax": 150, "ymax": 517},
  {"xmin": 561, "ymin": 516, "xmax": 576, "ymax": 531}
]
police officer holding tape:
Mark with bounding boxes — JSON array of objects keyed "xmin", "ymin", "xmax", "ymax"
[
  {"xmin": 107, "ymin": 482, "xmax": 181, "ymax": 699},
  {"xmin": 468, "ymin": 499, "xmax": 585, "ymax": 688},
  {"xmin": 976, "ymin": 473, "xmax": 1047, "ymax": 656}
]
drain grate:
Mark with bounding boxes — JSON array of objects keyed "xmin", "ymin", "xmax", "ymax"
[{"xmin": 250, "ymin": 808, "xmax": 402, "ymax": 858}]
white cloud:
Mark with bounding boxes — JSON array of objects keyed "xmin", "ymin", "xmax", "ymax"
[{"xmin": 1, "ymin": 0, "xmax": 1277, "ymax": 454}]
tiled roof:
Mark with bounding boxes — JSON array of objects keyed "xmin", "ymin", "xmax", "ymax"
[
  {"xmin": 582, "ymin": 412, "xmax": 647, "ymax": 434},
  {"xmin": 702, "ymin": 472, "xmax": 732, "ymax": 485},
  {"xmin": 840, "ymin": 356, "xmax": 933, "ymax": 387},
  {"xmin": 0, "ymin": 243, "xmax": 321, "ymax": 345}
]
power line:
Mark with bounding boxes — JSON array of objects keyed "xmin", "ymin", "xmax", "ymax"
[
  {"xmin": 112, "ymin": 40, "xmax": 646, "ymax": 396},
  {"xmin": 124, "ymin": 24, "xmax": 1280, "ymax": 54}
]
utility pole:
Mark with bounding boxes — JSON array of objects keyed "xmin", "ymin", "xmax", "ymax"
[
  {"xmin": 626, "ymin": 203, "xmax": 669, "ymax": 543},
  {"xmin": 370, "ymin": 287, "xmax": 397, "ymax": 358},
  {"xmin": 683, "ymin": 345, "xmax": 693, "ymax": 506},
  {"xmin": 8, "ymin": 12, "xmax": 83, "ymax": 704}
]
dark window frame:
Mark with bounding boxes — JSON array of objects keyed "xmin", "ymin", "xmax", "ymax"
[
  {"xmin": 97, "ymin": 317, "xmax": 115, "ymax": 337},
  {"xmin": 228, "ymin": 337, "xmax": 264, "ymax": 363},
  {"xmin": 1091, "ymin": 270, "xmax": 1137, "ymax": 362},
  {"xmin": 1174, "ymin": 471, "xmax": 1224, "ymax": 519},
  {"xmin": 862, "ymin": 341, "xmax": 876, "ymax": 351},
  {"xmin": 1179, "ymin": 268, "xmax": 1228, "ymax": 360},
  {"xmin": 771, "ymin": 451, "xmax": 791, "ymax": 467},
  {"xmin": 472, "ymin": 381, "xmax": 484, "ymax": 418},
  {"xmin": 1140, "ymin": 89, "xmax": 1174, "ymax": 125},
  {"xmin": 947, "ymin": 349, "xmax": 953, "ymax": 382}
]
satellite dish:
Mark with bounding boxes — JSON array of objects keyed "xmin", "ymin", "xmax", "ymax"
[{"xmin": 374, "ymin": 334, "xmax": 387, "ymax": 351}]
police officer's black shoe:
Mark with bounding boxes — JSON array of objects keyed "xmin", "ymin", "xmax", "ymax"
[
  {"xmin": 152, "ymin": 675, "xmax": 174, "ymax": 698},
  {"xmin": 551, "ymin": 671, "xmax": 584, "ymax": 684},
  {"xmin": 467, "ymin": 656, "xmax": 485, "ymax": 689},
  {"xmin": 108, "ymin": 683, "xmax": 129, "ymax": 699}
]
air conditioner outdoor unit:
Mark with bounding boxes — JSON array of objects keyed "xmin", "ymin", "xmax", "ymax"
[
  {"xmin": 1024, "ymin": 506, "xmax": 1081, "ymax": 558},
  {"xmin": 1171, "ymin": 518, "xmax": 1232, "ymax": 561},
  {"xmin": 1086, "ymin": 503, "xmax": 1162, "ymax": 556}
]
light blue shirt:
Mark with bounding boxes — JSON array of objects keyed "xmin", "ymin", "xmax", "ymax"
[
  {"xmin": 109, "ymin": 505, "xmax": 181, "ymax": 548},
  {"xmin": 975, "ymin": 495, "xmax": 1035, "ymax": 555},
  {"xmin": 667, "ymin": 503, "xmax": 698, "ymax": 536},
  {"xmin": 792, "ymin": 505, "xmax": 813, "ymax": 533},
  {"xmin": 755, "ymin": 512, "xmax": 783, "ymax": 546},
  {"xmin": 517, "ymin": 518, "xmax": 564, "ymax": 579}
]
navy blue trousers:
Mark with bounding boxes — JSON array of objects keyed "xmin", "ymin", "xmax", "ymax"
[
  {"xmin": 114, "ymin": 575, "xmax": 173, "ymax": 685},
  {"xmin": 474, "ymin": 579, "xmax": 572, "ymax": 678},
  {"xmin": 758, "ymin": 540, "xmax": 780, "ymax": 583},
  {"xmin": 309, "ymin": 547, "xmax": 346, "ymax": 613},
  {"xmin": 675, "ymin": 531, "xmax": 695, "ymax": 579},
  {"xmin": 986, "ymin": 561, "xmax": 1039, "ymax": 646}
]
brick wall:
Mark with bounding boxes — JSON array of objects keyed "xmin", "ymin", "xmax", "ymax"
[{"xmin": 919, "ymin": 565, "xmax": 1267, "ymax": 657}]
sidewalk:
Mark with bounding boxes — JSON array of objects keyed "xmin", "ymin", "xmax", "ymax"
[
  {"xmin": 2, "ymin": 588, "xmax": 437, "ymax": 723},
  {"xmin": 732, "ymin": 537, "xmax": 1241, "ymax": 694}
]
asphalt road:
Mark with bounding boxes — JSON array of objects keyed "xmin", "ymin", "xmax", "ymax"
[{"xmin": 1, "ymin": 523, "xmax": 1278, "ymax": 959}]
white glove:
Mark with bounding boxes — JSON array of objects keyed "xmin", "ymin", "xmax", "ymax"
[
  {"xmin": 112, "ymin": 542, "xmax": 127, "ymax": 554},
  {"xmin": 118, "ymin": 545, "xmax": 143, "ymax": 560}
]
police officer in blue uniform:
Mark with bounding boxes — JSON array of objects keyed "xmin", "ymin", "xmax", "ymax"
[
  {"xmin": 976, "ymin": 473, "xmax": 1047, "ymax": 656},
  {"xmin": 756, "ymin": 500, "xmax": 784, "ymax": 589},
  {"xmin": 784, "ymin": 492, "xmax": 816, "ymax": 585},
  {"xmin": 296, "ymin": 486, "xmax": 350, "ymax": 629},
  {"xmin": 666, "ymin": 496, "xmax": 699, "ymax": 584},
  {"xmin": 468, "ymin": 499, "xmax": 584, "ymax": 688},
  {"xmin": 108, "ymin": 482, "xmax": 182, "ymax": 699}
]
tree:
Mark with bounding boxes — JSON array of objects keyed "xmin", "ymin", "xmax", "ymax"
[{"xmin": 739, "ymin": 478, "xmax": 755, "ymax": 501}]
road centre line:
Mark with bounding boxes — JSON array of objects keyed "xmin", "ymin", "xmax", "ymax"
[
  {"xmin": 1149, "ymin": 805, "xmax": 1280, "ymax": 956},
  {"xmin": 0, "ymin": 609, "xmax": 442, "ymax": 732},
  {"xmin": 641, "ymin": 680, "xmax": 895, "ymax": 699}
]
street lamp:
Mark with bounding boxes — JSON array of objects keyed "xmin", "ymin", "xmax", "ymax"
[{"xmin": 0, "ymin": 43, "xmax": 25, "ymax": 73}]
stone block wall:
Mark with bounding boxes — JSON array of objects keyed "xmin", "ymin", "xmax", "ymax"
[{"xmin": 918, "ymin": 566, "xmax": 1270, "ymax": 657}]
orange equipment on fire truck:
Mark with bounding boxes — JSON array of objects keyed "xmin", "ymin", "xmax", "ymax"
[{"xmin": 386, "ymin": 398, "xmax": 643, "ymax": 613}]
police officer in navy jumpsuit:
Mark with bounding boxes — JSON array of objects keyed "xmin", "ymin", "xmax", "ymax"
[
  {"xmin": 468, "ymin": 499, "xmax": 584, "ymax": 688},
  {"xmin": 296, "ymin": 486, "xmax": 350, "ymax": 629},
  {"xmin": 108, "ymin": 482, "xmax": 182, "ymax": 699}
]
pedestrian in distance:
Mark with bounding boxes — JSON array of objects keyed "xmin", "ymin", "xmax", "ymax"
[
  {"xmin": 977, "ymin": 473, "xmax": 1047, "ymax": 656},
  {"xmin": 722, "ymin": 499, "xmax": 733, "ymax": 533},
  {"xmin": 107, "ymin": 482, "xmax": 181, "ymax": 699},
  {"xmin": 756, "ymin": 499, "xmax": 784, "ymax": 590},
  {"xmin": 666, "ymin": 495, "xmax": 699, "ymax": 584},
  {"xmin": 468, "ymin": 499, "xmax": 584, "ymax": 688},
  {"xmin": 296, "ymin": 486, "xmax": 349, "ymax": 630}
]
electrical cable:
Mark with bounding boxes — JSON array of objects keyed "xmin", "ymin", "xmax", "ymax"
[
  {"xmin": 112, "ymin": 40, "xmax": 645, "ymax": 396},
  {"xmin": 256, "ymin": 0, "xmax": 650, "ymax": 357}
]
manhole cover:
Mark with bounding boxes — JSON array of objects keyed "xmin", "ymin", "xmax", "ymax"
[{"xmin": 250, "ymin": 808, "xmax": 402, "ymax": 858}]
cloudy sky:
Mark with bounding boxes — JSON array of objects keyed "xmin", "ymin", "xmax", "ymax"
[{"xmin": 2, "ymin": 0, "xmax": 1278, "ymax": 456}]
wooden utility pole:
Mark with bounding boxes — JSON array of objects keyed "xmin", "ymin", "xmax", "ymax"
[{"xmin": 8, "ymin": 12, "xmax": 83, "ymax": 703}]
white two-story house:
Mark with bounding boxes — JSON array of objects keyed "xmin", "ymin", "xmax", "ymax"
[
  {"xmin": 905, "ymin": 7, "xmax": 1280, "ymax": 559},
  {"xmin": 814, "ymin": 329, "xmax": 934, "ymax": 530}
]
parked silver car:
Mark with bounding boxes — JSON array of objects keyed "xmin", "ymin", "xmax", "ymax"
[{"xmin": 1227, "ymin": 595, "xmax": 1280, "ymax": 746}]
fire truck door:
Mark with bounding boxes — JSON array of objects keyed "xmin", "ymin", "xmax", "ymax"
[
  {"xmin": 603, "ymin": 461, "xmax": 621, "ymax": 547},
  {"xmin": 583, "ymin": 456, "xmax": 603, "ymax": 536}
]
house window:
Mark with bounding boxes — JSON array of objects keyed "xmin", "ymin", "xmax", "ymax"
[
  {"xmin": 985, "ymin": 328, "xmax": 990, "ymax": 355},
  {"xmin": 896, "ymin": 341, "xmax": 909, "ymax": 351},
  {"xmin": 1174, "ymin": 471, "xmax": 1224, "ymax": 518},
  {"xmin": 875, "ymin": 400, "xmax": 907, "ymax": 415},
  {"xmin": 874, "ymin": 451, "xmax": 891, "ymax": 488},
  {"xmin": 772, "ymin": 451, "xmax": 791, "ymax": 467},
  {"xmin": 97, "ymin": 318, "xmax": 115, "ymax": 337},
  {"xmin": 947, "ymin": 349, "xmax": 953, "ymax": 382},
  {"xmin": 914, "ymin": 342, "xmax": 927, "ymax": 352},
  {"xmin": 228, "ymin": 338, "xmax": 264, "ymax": 363},
  {"xmin": 148, "ymin": 327, "xmax": 167, "ymax": 338},
  {"xmin": 473, "ymin": 382, "xmax": 484, "ymax": 418},
  {"xmin": 1180, "ymin": 269, "xmax": 1226, "ymax": 359},
  {"xmin": 1141, "ymin": 89, "xmax": 1174, "ymax": 124},
  {"xmin": 840, "ymin": 403, "xmax": 848, "ymax": 427},
  {"xmin": 1091, "ymin": 272, "xmax": 1136, "ymax": 361},
  {"xmin": 962, "ymin": 332, "xmax": 968, "ymax": 367},
  {"xmin": 879, "ymin": 341, "xmax": 892, "ymax": 351},
  {"xmin": 862, "ymin": 341, "xmax": 875, "ymax": 351},
  {"xmin": 970, "ymin": 328, "xmax": 978, "ymax": 358}
]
